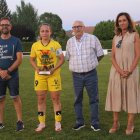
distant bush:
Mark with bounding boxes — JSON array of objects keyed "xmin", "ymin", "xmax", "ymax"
[
  {"xmin": 100, "ymin": 40, "xmax": 112, "ymax": 49},
  {"xmin": 21, "ymin": 40, "xmax": 112, "ymax": 52},
  {"xmin": 22, "ymin": 42, "xmax": 34, "ymax": 52}
]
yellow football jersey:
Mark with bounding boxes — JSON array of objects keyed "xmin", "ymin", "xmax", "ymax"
[{"xmin": 30, "ymin": 39, "xmax": 62, "ymax": 74}]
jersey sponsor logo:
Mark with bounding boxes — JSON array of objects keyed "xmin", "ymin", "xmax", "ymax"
[{"xmin": 38, "ymin": 50, "xmax": 55, "ymax": 71}]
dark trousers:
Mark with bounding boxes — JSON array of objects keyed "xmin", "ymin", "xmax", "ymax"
[{"xmin": 72, "ymin": 69, "xmax": 99, "ymax": 125}]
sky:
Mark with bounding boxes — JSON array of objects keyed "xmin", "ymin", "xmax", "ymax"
[{"xmin": 6, "ymin": 0, "xmax": 140, "ymax": 30}]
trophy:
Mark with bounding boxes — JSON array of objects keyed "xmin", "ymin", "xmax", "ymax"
[
  {"xmin": 39, "ymin": 66, "xmax": 51, "ymax": 75},
  {"xmin": 39, "ymin": 71, "xmax": 51, "ymax": 75}
]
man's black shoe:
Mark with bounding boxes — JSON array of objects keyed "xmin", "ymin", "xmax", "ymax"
[
  {"xmin": 73, "ymin": 124, "xmax": 85, "ymax": 130},
  {"xmin": 91, "ymin": 124, "xmax": 101, "ymax": 131}
]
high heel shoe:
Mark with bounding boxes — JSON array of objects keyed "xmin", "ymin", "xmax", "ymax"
[
  {"xmin": 125, "ymin": 126, "xmax": 134, "ymax": 135},
  {"xmin": 109, "ymin": 122, "xmax": 120, "ymax": 134}
]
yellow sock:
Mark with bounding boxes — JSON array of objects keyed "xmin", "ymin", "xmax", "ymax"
[
  {"xmin": 38, "ymin": 112, "xmax": 45, "ymax": 123},
  {"xmin": 55, "ymin": 111, "xmax": 62, "ymax": 122}
]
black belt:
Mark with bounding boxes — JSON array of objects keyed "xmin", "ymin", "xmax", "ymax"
[{"xmin": 73, "ymin": 69, "xmax": 95, "ymax": 75}]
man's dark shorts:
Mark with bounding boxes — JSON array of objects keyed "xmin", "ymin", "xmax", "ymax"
[{"xmin": 0, "ymin": 75, "xmax": 19, "ymax": 99}]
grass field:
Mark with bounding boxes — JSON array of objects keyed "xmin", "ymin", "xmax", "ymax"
[{"xmin": 0, "ymin": 55, "xmax": 140, "ymax": 140}]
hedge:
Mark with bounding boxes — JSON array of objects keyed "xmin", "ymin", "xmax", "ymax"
[
  {"xmin": 21, "ymin": 40, "xmax": 113, "ymax": 52},
  {"xmin": 22, "ymin": 42, "xmax": 33, "ymax": 52},
  {"xmin": 100, "ymin": 40, "xmax": 112, "ymax": 49}
]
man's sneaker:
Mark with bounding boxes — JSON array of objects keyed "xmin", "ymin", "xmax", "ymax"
[
  {"xmin": 0, "ymin": 123, "xmax": 4, "ymax": 129},
  {"xmin": 55, "ymin": 121, "xmax": 62, "ymax": 132},
  {"xmin": 16, "ymin": 121, "xmax": 24, "ymax": 131},
  {"xmin": 73, "ymin": 124, "xmax": 85, "ymax": 130},
  {"xmin": 91, "ymin": 124, "xmax": 101, "ymax": 131}
]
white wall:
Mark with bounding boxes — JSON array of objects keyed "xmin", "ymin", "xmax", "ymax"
[{"xmin": 62, "ymin": 49, "xmax": 109, "ymax": 56}]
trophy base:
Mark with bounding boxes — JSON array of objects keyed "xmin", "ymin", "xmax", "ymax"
[{"xmin": 39, "ymin": 71, "xmax": 51, "ymax": 75}]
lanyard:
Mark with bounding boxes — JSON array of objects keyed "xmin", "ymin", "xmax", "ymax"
[
  {"xmin": 74, "ymin": 40, "xmax": 82, "ymax": 55},
  {"xmin": 74, "ymin": 35, "xmax": 84, "ymax": 56}
]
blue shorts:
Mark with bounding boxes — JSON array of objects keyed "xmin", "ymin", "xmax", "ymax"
[{"xmin": 0, "ymin": 75, "xmax": 19, "ymax": 99}]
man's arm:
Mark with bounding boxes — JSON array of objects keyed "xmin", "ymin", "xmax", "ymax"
[
  {"xmin": 0, "ymin": 52, "xmax": 22, "ymax": 79},
  {"xmin": 97, "ymin": 55, "xmax": 104, "ymax": 62},
  {"xmin": 94, "ymin": 36, "xmax": 104, "ymax": 62},
  {"xmin": 8, "ymin": 52, "xmax": 23, "ymax": 72}
]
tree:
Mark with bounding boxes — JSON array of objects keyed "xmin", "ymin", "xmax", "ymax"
[
  {"xmin": 93, "ymin": 20, "xmax": 115, "ymax": 40},
  {"xmin": 39, "ymin": 12, "xmax": 62, "ymax": 38},
  {"xmin": 0, "ymin": 0, "xmax": 11, "ymax": 19},
  {"xmin": 39, "ymin": 12, "xmax": 68, "ymax": 49},
  {"xmin": 11, "ymin": 0, "xmax": 38, "ymax": 32},
  {"xmin": 11, "ymin": 24, "xmax": 36, "ymax": 41},
  {"xmin": 56, "ymin": 29, "xmax": 69, "ymax": 50}
]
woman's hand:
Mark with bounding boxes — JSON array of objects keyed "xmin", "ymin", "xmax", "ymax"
[
  {"xmin": 119, "ymin": 70, "xmax": 132, "ymax": 78},
  {"xmin": 50, "ymin": 68, "xmax": 55, "ymax": 75},
  {"xmin": 123, "ymin": 70, "xmax": 132, "ymax": 78}
]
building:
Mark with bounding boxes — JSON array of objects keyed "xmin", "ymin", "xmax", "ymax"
[
  {"xmin": 66, "ymin": 26, "xmax": 95, "ymax": 37},
  {"xmin": 135, "ymin": 21, "xmax": 140, "ymax": 26}
]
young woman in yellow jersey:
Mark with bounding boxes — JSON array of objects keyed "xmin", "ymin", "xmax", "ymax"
[{"xmin": 30, "ymin": 23, "xmax": 64, "ymax": 132}]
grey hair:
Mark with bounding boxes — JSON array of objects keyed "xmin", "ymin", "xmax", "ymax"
[{"xmin": 72, "ymin": 20, "xmax": 85, "ymax": 26}]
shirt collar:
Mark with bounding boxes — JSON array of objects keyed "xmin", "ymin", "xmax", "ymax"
[{"xmin": 74, "ymin": 33, "xmax": 87, "ymax": 42}]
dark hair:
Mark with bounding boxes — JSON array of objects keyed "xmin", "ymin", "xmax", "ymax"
[
  {"xmin": 0, "ymin": 17, "xmax": 11, "ymax": 24},
  {"xmin": 115, "ymin": 12, "xmax": 136, "ymax": 35}
]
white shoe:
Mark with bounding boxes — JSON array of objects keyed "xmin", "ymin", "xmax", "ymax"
[
  {"xmin": 35, "ymin": 123, "xmax": 46, "ymax": 132},
  {"xmin": 55, "ymin": 122, "xmax": 62, "ymax": 132}
]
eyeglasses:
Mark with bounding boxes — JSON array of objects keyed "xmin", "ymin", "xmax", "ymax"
[
  {"xmin": 0, "ymin": 24, "xmax": 11, "ymax": 27},
  {"xmin": 72, "ymin": 26, "xmax": 83, "ymax": 30},
  {"xmin": 116, "ymin": 40, "xmax": 122, "ymax": 48}
]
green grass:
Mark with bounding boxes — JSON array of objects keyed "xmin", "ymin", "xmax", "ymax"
[{"xmin": 0, "ymin": 55, "xmax": 140, "ymax": 140}]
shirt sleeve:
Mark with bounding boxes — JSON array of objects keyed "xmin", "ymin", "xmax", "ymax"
[
  {"xmin": 30, "ymin": 43, "xmax": 36, "ymax": 58},
  {"xmin": 55, "ymin": 42, "xmax": 63, "ymax": 56},
  {"xmin": 16, "ymin": 38, "xmax": 23, "ymax": 52},
  {"xmin": 94, "ymin": 36, "xmax": 104, "ymax": 57}
]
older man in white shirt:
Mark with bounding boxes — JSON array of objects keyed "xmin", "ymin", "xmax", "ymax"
[{"xmin": 65, "ymin": 20, "xmax": 104, "ymax": 131}]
